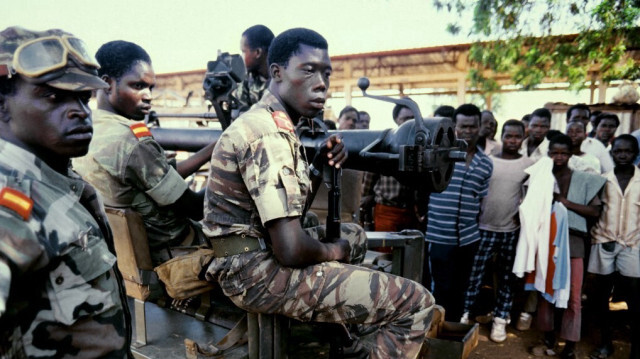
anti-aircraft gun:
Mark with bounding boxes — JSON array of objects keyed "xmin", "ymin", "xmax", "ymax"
[
  {"xmin": 149, "ymin": 52, "xmax": 467, "ymax": 268},
  {"xmin": 142, "ymin": 54, "xmax": 468, "ymax": 358}
]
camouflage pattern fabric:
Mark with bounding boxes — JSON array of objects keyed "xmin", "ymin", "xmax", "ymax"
[
  {"xmin": 203, "ymin": 90, "xmax": 434, "ymax": 358},
  {"xmin": 0, "ymin": 27, "xmax": 70, "ymax": 69},
  {"xmin": 0, "ymin": 139, "xmax": 130, "ymax": 358},
  {"xmin": 73, "ymin": 109, "xmax": 194, "ymax": 265},
  {"xmin": 235, "ymin": 72, "xmax": 268, "ymax": 112},
  {"xmin": 0, "ymin": 26, "xmax": 107, "ymax": 92}
]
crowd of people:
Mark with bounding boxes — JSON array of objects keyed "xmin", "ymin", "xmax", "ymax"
[
  {"xmin": 0, "ymin": 21, "xmax": 638, "ymax": 359},
  {"xmin": 345, "ymin": 100, "xmax": 639, "ymax": 359}
]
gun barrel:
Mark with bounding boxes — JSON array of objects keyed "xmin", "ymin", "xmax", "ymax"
[
  {"xmin": 150, "ymin": 117, "xmax": 464, "ymax": 192},
  {"xmin": 150, "ymin": 128, "xmax": 222, "ymax": 152},
  {"xmin": 153, "ymin": 113, "xmax": 219, "ymax": 119},
  {"xmin": 149, "ymin": 127, "xmax": 386, "ymax": 170}
]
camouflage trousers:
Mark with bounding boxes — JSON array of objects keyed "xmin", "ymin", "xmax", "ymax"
[{"xmin": 205, "ymin": 223, "xmax": 435, "ymax": 359}]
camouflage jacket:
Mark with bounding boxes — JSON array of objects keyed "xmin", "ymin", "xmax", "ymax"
[
  {"xmin": 235, "ymin": 72, "xmax": 269, "ymax": 112},
  {"xmin": 0, "ymin": 139, "xmax": 130, "ymax": 358},
  {"xmin": 73, "ymin": 109, "xmax": 191, "ymax": 250},
  {"xmin": 202, "ymin": 89, "xmax": 310, "ymax": 239}
]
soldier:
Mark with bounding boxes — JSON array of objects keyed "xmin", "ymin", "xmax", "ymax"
[
  {"xmin": 0, "ymin": 26, "xmax": 131, "ymax": 357},
  {"xmin": 73, "ymin": 40, "xmax": 215, "ymax": 265},
  {"xmin": 236, "ymin": 24, "xmax": 274, "ymax": 112},
  {"xmin": 203, "ymin": 28, "xmax": 434, "ymax": 359}
]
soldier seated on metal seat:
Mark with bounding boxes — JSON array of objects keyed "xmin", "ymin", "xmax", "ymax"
[
  {"xmin": 201, "ymin": 28, "xmax": 435, "ymax": 359},
  {"xmin": 73, "ymin": 40, "xmax": 215, "ymax": 266},
  {"xmin": 0, "ymin": 26, "xmax": 132, "ymax": 358}
]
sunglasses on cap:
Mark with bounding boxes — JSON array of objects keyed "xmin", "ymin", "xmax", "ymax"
[{"xmin": 11, "ymin": 34, "xmax": 99, "ymax": 78}]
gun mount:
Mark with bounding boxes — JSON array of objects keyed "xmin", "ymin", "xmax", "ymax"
[
  {"xmin": 151, "ymin": 77, "xmax": 466, "ymax": 192},
  {"xmin": 202, "ymin": 52, "xmax": 245, "ymax": 130}
]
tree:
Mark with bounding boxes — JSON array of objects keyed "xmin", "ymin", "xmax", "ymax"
[{"xmin": 434, "ymin": 0, "xmax": 640, "ymax": 95}]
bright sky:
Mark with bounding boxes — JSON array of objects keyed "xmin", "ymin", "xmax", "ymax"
[
  {"xmin": 3, "ymin": 0, "xmax": 598, "ymax": 130},
  {"xmin": 4, "ymin": 0, "xmax": 468, "ymax": 74}
]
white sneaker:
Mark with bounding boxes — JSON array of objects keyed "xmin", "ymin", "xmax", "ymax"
[
  {"xmin": 516, "ymin": 312, "xmax": 532, "ymax": 331},
  {"xmin": 460, "ymin": 312, "xmax": 470, "ymax": 324},
  {"xmin": 490, "ymin": 317, "xmax": 508, "ymax": 343}
]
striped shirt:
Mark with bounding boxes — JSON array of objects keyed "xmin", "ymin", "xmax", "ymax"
[{"xmin": 426, "ymin": 149, "xmax": 493, "ymax": 246}]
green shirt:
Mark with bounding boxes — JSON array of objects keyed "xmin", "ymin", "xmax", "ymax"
[
  {"xmin": 73, "ymin": 109, "xmax": 190, "ymax": 251},
  {"xmin": 235, "ymin": 72, "xmax": 269, "ymax": 112},
  {"xmin": 0, "ymin": 139, "xmax": 128, "ymax": 358},
  {"xmin": 203, "ymin": 90, "xmax": 310, "ymax": 238}
]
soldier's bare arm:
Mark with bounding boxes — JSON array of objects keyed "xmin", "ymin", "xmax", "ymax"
[
  {"xmin": 266, "ymin": 216, "xmax": 351, "ymax": 267},
  {"xmin": 176, "ymin": 141, "xmax": 216, "ymax": 178}
]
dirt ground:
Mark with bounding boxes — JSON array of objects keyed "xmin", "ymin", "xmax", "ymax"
[{"xmin": 468, "ymin": 305, "xmax": 632, "ymax": 359}]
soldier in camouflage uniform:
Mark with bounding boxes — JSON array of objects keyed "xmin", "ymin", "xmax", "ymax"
[
  {"xmin": 73, "ymin": 41, "xmax": 215, "ymax": 265},
  {"xmin": 0, "ymin": 27, "xmax": 131, "ymax": 358},
  {"xmin": 235, "ymin": 25, "xmax": 274, "ymax": 112},
  {"xmin": 203, "ymin": 28, "xmax": 434, "ymax": 359}
]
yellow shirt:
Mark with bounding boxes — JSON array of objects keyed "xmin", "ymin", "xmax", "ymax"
[{"xmin": 590, "ymin": 166, "xmax": 640, "ymax": 247}]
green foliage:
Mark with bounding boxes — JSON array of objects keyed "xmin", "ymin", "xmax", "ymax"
[{"xmin": 434, "ymin": 0, "xmax": 640, "ymax": 95}]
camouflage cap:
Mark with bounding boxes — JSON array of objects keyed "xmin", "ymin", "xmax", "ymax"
[{"xmin": 0, "ymin": 26, "xmax": 107, "ymax": 91}]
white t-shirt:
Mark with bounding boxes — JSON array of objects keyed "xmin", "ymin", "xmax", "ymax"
[{"xmin": 581, "ymin": 137, "xmax": 613, "ymax": 173}]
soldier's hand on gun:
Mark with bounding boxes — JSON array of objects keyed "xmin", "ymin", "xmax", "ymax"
[{"xmin": 318, "ymin": 135, "xmax": 347, "ymax": 168}]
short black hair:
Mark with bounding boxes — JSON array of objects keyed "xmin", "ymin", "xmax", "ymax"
[
  {"xmin": 593, "ymin": 112, "xmax": 620, "ymax": 128},
  {"xmin": 481, "ymin": 110, "xmax": 494, "ymax": 117},
  {"xmin": 358, "ymin": 110, "xmax": 369, "ymax": 117},
  {"xmin": 392, "ymin": 98, "xmax": 415, "ymax": 121},
  {"xmin": 531, "ymin": 108, "xmax": 552, "ymax": 121},
  {"xmin": 434, "ymin": 105, "xmax": 455, "ymax": 118},
  {"xmin": 521, "ymin": 114, "xmax": 531, "ymax": 123},
  {"xmin": 268, "ymin": 28, "xmax": 328, "ymax": 68},
  {"xmin": 549, "ymin": 133, "xmax": 573, "ymax": 151},
  {"xmin": 501, "ymin": 119, "xmax": 525, "ymax": 137},
  {"xmin": 546, "ymin": 129, "xmax": 563, "ymax": 141},
  {"xmin": 242, "ymin": 25, "xmax": 274, "ymax": 51},
  {"xmin": 96, "ymin": 40, "xmax": 151, "ymax": 79},
  {"xmin": 323, "ymin": 119, "xmax": 337, "ymax": 130},
  {"xmin": 611, "ymin": 134, "xmax": 639, "ymax": 157},
  {"xmin": 453, "ymin": 104, "xmax": 481, "ymax": 124},
  {"xmin": 590, "ymin": 110, "xmax": 602, "ymax": 119},
  {"xmin": 566, "ymin": 103, "xmax": 590, "ymax": 120},
  {"xmin": 339, "ymin": 106, "xmax": 359, "ymax": 121}
]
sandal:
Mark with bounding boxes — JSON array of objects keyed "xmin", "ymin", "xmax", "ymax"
[{"xmin": 589, "ymin": 344, "xmax": 614, "ymax": 359}]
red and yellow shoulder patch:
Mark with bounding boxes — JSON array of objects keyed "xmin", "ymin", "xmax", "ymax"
[
  {"xmin": 129, "ymin": 123, "xmax": 153, "ymax": 139},
  {"xmin": 0, "ymin": 187, "xmax": 33, "ymax": 220},
  {"xmin": 272, "ymin": 111, "xmax": 294, "ymax": 132}
]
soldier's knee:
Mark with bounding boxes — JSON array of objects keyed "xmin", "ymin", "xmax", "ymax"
[{"xmin": 340, "ymin": 222, "xmax": 366, "ymax": 245}]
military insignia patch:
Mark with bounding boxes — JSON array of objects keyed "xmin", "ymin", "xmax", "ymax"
[
  {"xmin": 129, "ymin": 123, "xmax": 153, "ymax": 139},
  {"xmin": 272, "ymin": 111, "xmax": 294, "ymax": 132},
  {"xmin": 0, "ymin": 187, "xmax": 33, "ymax": 220}
]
